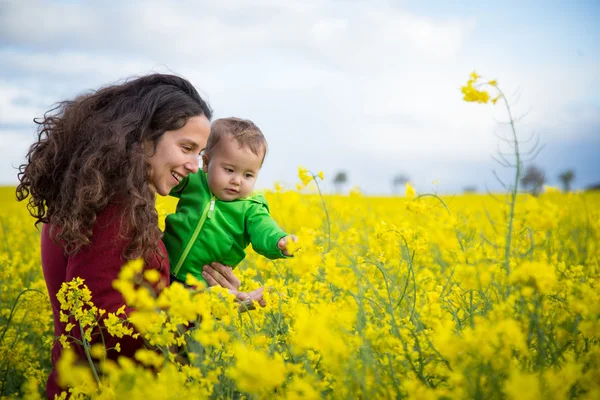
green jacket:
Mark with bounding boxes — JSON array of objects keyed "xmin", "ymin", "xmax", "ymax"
[{"xmin": 164, "ymin": 170, "xmax": 288, "ymax": 285}]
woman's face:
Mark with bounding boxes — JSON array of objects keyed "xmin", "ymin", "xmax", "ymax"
[{"xmin": 146, "ymin": 115, "xmax": 211, "ymax": 196}]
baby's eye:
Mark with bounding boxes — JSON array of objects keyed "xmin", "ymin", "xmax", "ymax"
[
  {"xmin": 245, "ymin": 173, "xmax": 254, "ymax": 178},
  {"xmin": 225, "ymin": 168, "xmax": 234, "ymax": 173}
]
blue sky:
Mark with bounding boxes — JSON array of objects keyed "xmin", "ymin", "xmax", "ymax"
[{"xmin": 0, "ymin": 0, "xmax": 598, "ymax": 194}]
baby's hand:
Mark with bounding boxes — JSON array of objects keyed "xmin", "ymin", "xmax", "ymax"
[{"xmin": 277, "ymin": 235, "xmax": 298, "ymax": 256}]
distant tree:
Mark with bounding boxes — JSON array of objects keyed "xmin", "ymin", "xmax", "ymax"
[
  {"xmin": 333, "ymin": 171, "xmax": 348, "ymax": 193},
  {"xmin": 585, "ymin": 182, "xmax": 600, "ymax": 191},
  {"xmin": 521, "ymin": 165, "xmax": 545, "ymax": 196},
  {"xmin": 392, "ymin": 174, "xmax": 409, "ymax": 195},
  {"xmin": 558, "ymin": 169, "xmax": 575, "ymax": 192},
  {"xmin": 463, "ymin": 186, "xmax": 478, "ymax": 194}
]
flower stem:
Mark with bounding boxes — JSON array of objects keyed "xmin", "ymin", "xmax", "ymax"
[
  {"xmin": 312, "ymin": 173, "xmax": 331, "ymax": 252},
  {"xmin": 497, "ymin": 86, "xmax": 520, "ymax": 276},
  {"xmin": 78, "ymin": 315, "xmax": 101, "ymax": 385}
]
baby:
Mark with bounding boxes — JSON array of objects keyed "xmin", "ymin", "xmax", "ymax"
[{"xmin": 164, "ymin": 117, "xmax": 295, "ymax": 287}]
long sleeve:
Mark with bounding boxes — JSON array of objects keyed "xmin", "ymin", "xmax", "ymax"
[
  {"xmin": 245, "ymin": 199, "xmax": 289, "ymax": 260},
  {"xmin": 42, "ymin": 203, "xmax": 170, "ymax": 399}
]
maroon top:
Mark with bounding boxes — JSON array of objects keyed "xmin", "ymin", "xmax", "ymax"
[{"xmin": 42, "ymin": 203, "xmax": 169, "ymax": 399}]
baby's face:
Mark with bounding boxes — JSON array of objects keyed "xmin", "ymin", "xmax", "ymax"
[{"xmin": 203, "ymin": 136, "xmax": 263, "ymax": 201}]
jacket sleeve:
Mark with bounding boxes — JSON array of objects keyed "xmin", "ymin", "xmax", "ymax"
[{"xmin": 245, "ymin": 198, "xmax": 290, "ymax": 260}]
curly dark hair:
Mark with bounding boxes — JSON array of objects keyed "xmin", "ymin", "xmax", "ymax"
[{"xmin": 16, "ymin": 73, "xmax": 213, "ymax": 262}]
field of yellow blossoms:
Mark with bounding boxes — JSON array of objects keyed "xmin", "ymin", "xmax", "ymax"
[
  {"xmin": 1, "ymin": 180, "xmax": 599, "ymax": 399},
  {"xmin": 2, "ymin": 74, "xmax": 600, "ymax": 399}
]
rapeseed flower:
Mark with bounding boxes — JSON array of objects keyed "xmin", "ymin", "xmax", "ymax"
[
  {"xmin": 297, "ymin": 165, "xmax": 313, "ymax": 187},
  {"xmin": 510, "ymin": 261, "xmax": 558, "ymax": 294},
  {"xmin": 405, "ymin": 182, "xmax": 416, "ymax": 198},
  {"xmin": 504, "ymin": 372, "xmax": 541, "ymax": 400},
  {"xmin": 227, "ymin": 342, "xmax": 287, "ymax": 395},
  {"xmin": 461, "ymin": 71, "xmax": 499, "ymax": 104}
]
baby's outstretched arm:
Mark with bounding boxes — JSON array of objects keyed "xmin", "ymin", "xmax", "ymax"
[{"xmin": 277, "ymin": 235, "xmax": 299, "ymax": 257}]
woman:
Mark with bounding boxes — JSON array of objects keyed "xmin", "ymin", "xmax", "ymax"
[{"xmin": 16, "ymin": 74, "xmax": 264, "ymax": 399}]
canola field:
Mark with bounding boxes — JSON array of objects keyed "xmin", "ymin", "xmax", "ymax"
[{"xmin": 0, "ymin": 181, "xmax": 599, "ymax": 399}]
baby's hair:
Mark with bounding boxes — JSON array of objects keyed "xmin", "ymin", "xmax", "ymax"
[{"xmin": 206, "ymin": 117, "xmax": 268, "ymax": 164}]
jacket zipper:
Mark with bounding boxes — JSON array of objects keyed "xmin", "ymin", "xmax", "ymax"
[{"xmin": 172, "ymin": 196, "xmax": 216, "ymax": 277}]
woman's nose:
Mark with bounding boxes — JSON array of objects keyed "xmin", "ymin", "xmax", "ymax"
[{"xmin": 184, "ymin": 157, "xmax": 199, "ymax": 174}]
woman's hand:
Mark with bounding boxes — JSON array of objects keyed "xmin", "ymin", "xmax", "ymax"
[
  {"xmin": 202, "ymin": 262, "xmax": 241, "ymax": 291},
  {"xmin": 232, "ymin": 287, "xmax": 267, "ymax": 311},
  {"xmin": 202, "ymin": 262, "xmax": 266, "ymax": 311}
]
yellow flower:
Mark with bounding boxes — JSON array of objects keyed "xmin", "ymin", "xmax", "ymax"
[
  {"xmin": 510, "ymin": 261, "xmax": 557, "ymax": 294},
  {"xmin": 504, "ymin": 372, "xmax": 541, "ymax": 400},
  {"xmin": 285, "ymin": 374, "xmax": 321, "ymax": 399},
  {"xmin": 318, "ymin": 171, "xmax": 325, "ymax": 180},
  {"xmin": 227, "ymin": 342, "xmax": 287, "ymax": 395},
  {"xmin": 135, "ymin": 349, "xmax": 165, "ymax": 369},
  {"xmin": 349, "ymin": 185, "xmax": 362, "ymax": 196},
  {"xmin": 297, "ymin": 165, "xmax": 313, "ymax": 187},
  {"xmin": 488, "ymin": 79, "xmax": 497, "ymax": 86},
  {"xmin": 284, "ymin": 237, "xmax": 301, "ymax": 255},
  {"xmin": 405, "ymin": 182, "xmax": 416, "ymax": 198},
  {"xmin": 143, "ymin": 269, "xmax": 161, "ymax": 284},
  {"xmin": 544, "ymin": 185, "xmax": 560, "ymax": 193},
  {"xmin": 59, "ymin": 334, "xmax": 70, "ymax": 349},
  {"xmin": 90, "ymin": 343, "xmax": 105, "ymax": 359},
  {"xmin": 184, "ymin": 273, "xmax": 207, "ymax": 289},
  {"xmin": 453, "ymin": 264, "xmax": 479, "ymax": 291},
  {"xmin": 22, "ymin": 377, "xmax": 43, "ymax": 400},
  {"xmin": 461, "ymin": 82, "xmax": 490, "ymax": 103},
  {"xmin": 56, "ymin": 348, "xmax": 97, "ymax": 396},
  {"xmin": 103, "ymin": 312, "xmax": 134, "ymax": 338},
  {"xmin": 461, "ymin": 72, "xmax": 495, "ymax": 104}
]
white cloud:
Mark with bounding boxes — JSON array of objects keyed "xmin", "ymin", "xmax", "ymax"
[{"xmin": 0, "ymin": 0, "xmax": 473, "ymax": 63}]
